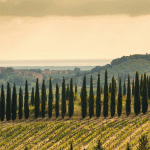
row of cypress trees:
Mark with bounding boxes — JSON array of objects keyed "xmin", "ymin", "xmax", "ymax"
[
  {"xmin": 80, "ymin": 70, "xmax": 149, "ymax": 119},
  {"xmin": 0, "ymin": 70, "xmax": 149, "ymax": 122},
  {"xmin": 0, "ymin": 77, "xmax": 75, "ymax": 121}
]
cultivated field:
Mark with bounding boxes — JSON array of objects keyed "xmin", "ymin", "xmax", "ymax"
[{"xmin": 0, "ymin": 94, "xmax": 150, "ymax": 150}]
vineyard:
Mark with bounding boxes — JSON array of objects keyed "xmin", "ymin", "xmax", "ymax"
[{"xmin": 0, "ymin": 94, "xmax": 150, "ymax": 150}]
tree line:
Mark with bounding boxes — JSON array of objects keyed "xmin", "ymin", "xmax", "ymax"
[{"xmin": 0, "ymin": 70, "xmax": 149, "ymax": 122}]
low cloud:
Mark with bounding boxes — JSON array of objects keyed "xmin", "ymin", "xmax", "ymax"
[{"xmin": 0, "ymin": 0, "xmax": 150, "ymax": 17}]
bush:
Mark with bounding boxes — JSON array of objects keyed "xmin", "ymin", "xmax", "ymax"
[
  {"xmin": 24, "ymin": 146, "xmax": 28, "ymax": 150},
  {"xmin": 126, "ymin": 142, "xmax": 131, "ymax": 150},
  {"xmin": 94, "ymin": 139, "xmax": 104, "ymax": 150},
  {"xmin": 137, "ymin": 134, "xmax": 149, "ymax": 150}
]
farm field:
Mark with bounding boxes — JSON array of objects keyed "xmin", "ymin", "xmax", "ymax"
[{"xmin": 0, "ymin": 94, "xmax": 150, "ymax": 150}]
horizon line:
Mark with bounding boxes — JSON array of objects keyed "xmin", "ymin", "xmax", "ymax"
[{"xmin": 0, "ymin": 58, "xmax": 114, "ymax": 61}]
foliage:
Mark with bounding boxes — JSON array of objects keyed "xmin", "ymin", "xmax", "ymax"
[
  {"xmin": 126, "ymin": 142, "xmax": 131, "ymax": 150},
  {"xmin": 81, "ymin": 75, "xmax": 87, "ymax": 118},
  {"xmin": 111, "ymin": 76, "xmax": 115, "ymax": 118},
  {"xmin": 140, "ymin": 74, "xmax": 143, "ymax": 97},
  {"xmin": 103, "ymin": 69, "xmax": 108, "ymax": 118},
  {"xmin": 62, "ymin": 77, "xmax": 66, "ymax": 118},
  {"xmin": 12, "ymin": 84, "xmax": 17, "ymax": 121},
  {"xmin": 126, "ymin": 74, "xmax": 131, "ymax": 116},
  {"xmin": 148, "ymin": 76, "xmax": 150, "ymax": 100},
  {"xmin": 6, "ymin": 82, "xmax": 11, "ymax": 121},
  {"xmin": 24, "ymin": 80, "xmax": 29, "ymax": 119},
  {"xmin": 117, "ymin": 76, "xmax": 122, "ymax": 117},
  {"xmin": 123, "ymin": 81, "xmax": 126, "ymax": 96},
  {"xmin": 48, "ymin": 77, "xmax": 53, "ymax": 118},
  {"xmin": 0, "ymin": 84, "xmax": 5, "ymax": 122},
  {"xmin": 69, "ymin": 78, "xmax": 74, "ymax": 118},
  {"xmin": 55, "ymin": 83, "xmax": 59, "ymax": 118},
  {"xmin": 29, "ymin": 69, "xmax": 42, "ymax": 74},
  {"xmin": 134, "ymin": 71, "xmax": 140, "ymax": 115},
  {"xmin": 24, "ymin": 146, "xmax": 28, "ymax": 150},
  {"xmin": 31, "ymin": 87, "xmax": 35, "ymax": 106},
  {"xmin": 96, "ymin": 71, "xmax": 101, "ymax": 118},
  {"xmin": 42, "ymin": 79, "xmax": 47, "ymax": 118},
  {"xmin": 19, "ymin": 87, "xmax": 23, "ymax": 120},
  {"xmin": 142, "ymin": 73, "xmax": 148, "ymax": 114},
  {"xmin": 89, "ymin": 75, "xmax": 94, "ymax": 118},
  {"xmin": 35, "ymin": 78, "xmax": 40, "ymax": 119},
  {"xmin": 137, "ymin": 134, "xmax": 149, "ymax": 150},
  {"xmin": 94, "ymin": 139, "xmax": 104, "ymax": 150},
  {"xmin": 132, "ymin": 78, "xmax": 135, "ymax": 96}
]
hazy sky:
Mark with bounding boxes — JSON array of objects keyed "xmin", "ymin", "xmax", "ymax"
[{"xmin": 0, "ymin": 0, "xmax": 150, "ymax": 61}]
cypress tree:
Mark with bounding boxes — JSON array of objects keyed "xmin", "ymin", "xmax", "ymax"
[
  {"xmin": 142, "ymin": 73, "xmax": 148, "ymax": 114},
  {"xmin": 126, "ymin": 142, "xmax": 131, "ymax": 150},
  {"xmin": 96, "ymin": 71, "xmax": 101, "ymax": 118},
  {"xmin": 123, "ymin": 81, "xmax": 126, "ymax": 96},
  {"xmin": 117, "ymin": 76, "xmax": 122, "ymax": 117},
  {"xmin": 66, "ymin": 84, "xmax": 69, "ymax": 100},
  {"xmin": 81, "ymin": 75, "xmax": 87, "ymax": 118},
  {"xmin": 48, "ymin": 77, "xmax": 53, "ymax": 118},
  {"xmin": 100, "ymin": 86, "xmax": 103, "ymax": 94},
  {"xmin": 103, "ymin": 69, "xmax": 108, "ymax": 118},
  {"xmin": 75, "ymin": 83, "xmax": 77, "ymax": 94},
  {"xmin": 140, "ymin": 74, "xmax": 143, "ymax": 97},
  {"xmin": 6, "ymin": 82, "xmax": 11, "ymax": 121},
  {"xmin": 35, "ymin": 78, "xmax": 40, "ymax": 119},
  {"xmin": 114, "ymin": 79, "xmax": 117, "ymax": 95},
  {"xmin": 148, "ymin": 76, "xmax": 150, "ymax": 100},
  {"xmin": 69, "ymin": 78, "xmax": 74, "ymax": 118},
  {"xmin": 66, "ymin": 87, "xmax": 68, "ymax": 100},
  {"xmin": 132, "ymin": 79, "xmax": 135, "ymax": 96},
  {"xmin": 0, "ymin": 96, "xmax": 1, "ymax": 119},
  {"xmin": 42, "ymin": 79, "xmax": 47, "ymax": 118},
  {"xmin": 12, "ymin": 83, "xmax": 17, "ymax": 121},
  {"xmin": 67, "ymin": 84, "xmax": 70, "ymax": 100},
  {"xmin": 0, "ymin": 96, "xmax": 2, "ymax": 119},
  {"xmin": 10, "ymin": 86, "xmax": 12, "ymax": 119},
  {"xmin": 126, "ymin": 74, "xmax": 131, "ymax": 116},
  {"xmin": 94, "ymin": 140, "xmax": 104, "ymax": 150},
  {"xmin": 31, "ymin": 87, "xmax": 35, "ymax": 106},
  {"xmin": 19, "ymin": 86, "xmax": 23, "ymax": 120},
  {"xmin": 147, "ymin": 75, "xmax": 149, "ymax": 100},
  {"xmin": 70, "ymin": 143, "xmax": 73, "ymax": 150},
  {"xmin": 89, "ymin": 75, "xmax": 94, "ymax": 118},
  {"xmin": 73, "ymin": 89, "xmax": 74, "ymax": 101},
  {"xmin": 62, "ymin": 77, "xmax": 66, "ymax": 118},
  {"xmin": 80, "ymin": 85, "xmax": 83, "ymax": 98},
  {"xmin": 134, "ymin": 71, "xmax": 140, "ymax": 115},
  {"xmin": 24, "ymin": 80, "xmax": 29, "ymax": 119},
  {"xmin": 111, "ymin": 76, "xmax": 115, "ymax": 118},
  {"xmin": 24, "ymin": 146, "xmax": 28, "ymax": 150},
  {"xmin": 1, "ymin": 84, "xmax": 5, "ymax": 122},
  {"xmin": 137, "ymin": 134, "xmax": 149, "ymax": 150},
  {"xmin": 109, "ymin": 83, "xmax": 112, "ymax": 93},
  {"xmin": 55, "ymin": 83, "xmax": 59, "ymax": 118},
  {"xmin": 147, "ymin": 75, "xmax": 148, "ymax": 87}
]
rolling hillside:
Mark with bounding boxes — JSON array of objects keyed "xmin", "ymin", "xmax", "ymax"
[{"xmin": 0, "ymin": 94, "xmax": 150, "ymax": 150}]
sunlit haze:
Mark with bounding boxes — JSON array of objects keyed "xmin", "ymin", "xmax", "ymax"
[{"xmin": 0, "ymin": 0, "xmax": 150, "ymax": 63}]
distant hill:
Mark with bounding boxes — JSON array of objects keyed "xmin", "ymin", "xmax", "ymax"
[{"xmin": 91, "ymin": 54, "xmax": 150, "ymax": 73}]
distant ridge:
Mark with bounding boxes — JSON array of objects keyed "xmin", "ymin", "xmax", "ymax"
[{"xmin": 91, "ymin": 54, "xmax": 150, "ymax": 73}]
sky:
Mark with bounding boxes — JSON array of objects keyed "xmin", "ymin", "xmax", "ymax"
[{"xmin": 0, "ymin": 0, "xmax": 150, "ymax": 62}]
